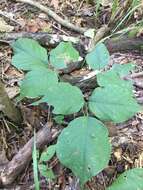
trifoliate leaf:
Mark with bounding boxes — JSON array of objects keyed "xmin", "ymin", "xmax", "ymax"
[
  {"xmin": 20, "ymin": 68, "xmax": 58, "ymax": 98},
  {"xmin": 107, "ymin": 168, "xmax": 143, "ymax": 190},
  {"xmin": 97, "ymin": 70, "xmax": 133, "ymax": 91},
  {"xmin": 89, "ymin": 85, "xmax": 140, "ymax": 123},
  {"xmin": 56, "ymin": 116, "xmax": 111, "ymax": 185},
  {"xmin": 40, "ymin": 82, "xmax": 84, "ymax": 115},
  {"xmin": 111, "ymin": 63, "xmax": 135, "ymax": 77},
  {"xmin": 11, "ymin": 38, "xmax": 48, "ymax": 70},
  {"xmin": 85, "ymin": 43, "xmax": 110, "ymax": 70},
  {"xmin": 49, "ymin": 42, "xmax": 79, "ymax": 69}
]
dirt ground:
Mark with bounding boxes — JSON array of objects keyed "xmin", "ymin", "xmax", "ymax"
[{"xmin": 0, "ymin": 0, "xmax": 143, "ymax": 189}]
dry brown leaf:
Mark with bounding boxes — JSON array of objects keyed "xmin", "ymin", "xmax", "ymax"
[
  {"xmin": 50, "ymin": 0, "xmax": 59, "ymax": 10},
  {"xmin": 25, "ymin": 19, "xmax": 39, "ymax": 32},
  {"xmin": 101, "ymin": 0, "xmax": 112, "ymax": 7},
  {"xmin": 0, "ymin": 17, "xmax": 14, "ymax": 32},
  {"xmin": 25, "ymin": 18, "xmax": 50, "ymax": 32}
]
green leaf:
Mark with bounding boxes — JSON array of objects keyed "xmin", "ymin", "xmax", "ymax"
[
  {"xmin": 95, "ymin": 0, "xmax": 101, "ymax": 15},
  {"xmin": 40, "ymin": 145, "xmax": 56, "ymax": 163},
  {"xmin": 20, "ymin": 68, "xmax": 58, "ymax": 98},
  {"xmin": 39, "ymin": 145, "xmax": 56, "ymax": 180},
  {"xmin": 131, "ymin": 0, "xmax": 141, "ymax": 8},
  {"xmin": 89, "ymin": 85, "xmax": 140, "ymax": 123},
  {"xmin": 56, "ymin": 116, "xmax": 111, "ymax": 185},
  {"xmin": 38, "ymin": 164, "xmax": 55, "ymax": 180},
  {"xmin": 40, "ymin": 82, "xmax": 84, "ymax": 115},
  {"xmin": 11, "ymin": 38, "xmax": 48, "ymax": 71},
  {"xmin": 111, "ymin": 0, "xmax": 119, "ymax": 16},
  {"xmin": 85, "ymin": 43, "xmax": 110, "ymax": 70},
  {"xmin": 107, "ymin": 168, "xmax": 143, "ymax": 190},
  {"xmin": 111, "ymin": 63, "xmax": 135, "ymax": 77},
  {"xmin": 54, "ymin": 115, "xmax": 65, "ymax": 124},
  {"xmin": 49, "ymin": 42, "xmax": 79, "ymax": 69},
  {"xmin": 97, "ymin": 70, "xmax": 133, "ymax": 90}
]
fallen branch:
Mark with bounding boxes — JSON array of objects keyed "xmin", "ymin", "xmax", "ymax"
[
  {"xmin": 12, "ymin": 0, "xmax": 87, "ymax": 34},
  {"xmin": 1, "ymin": 32, "xmax": 142, "ymax": 90},
  {"xmin": 63, "ymin": 71, "xmax": 143, "ymax": 93},
  {"xmin": 0, "ymin": 10, "xmax": 22, "ymax": 26},
  {"xmin": 1, "ymin": 32, "xmax": 143, "ymax": 53},
  {"xmin": 130, "ymin": 71, "xmax": 143, "ymax": 78},
  {"xmin": 106, "ymin": 36, "xmax": 143, "ymax": 53},
  {"xmin": 0, "ymin": 123, "xmax": 53, "ymax": 186},
  {"xmin": 137, "ymin": 97, "xmax": 143, "ymax": 104},
  {"xmin": 0, "ymin": 32, "xmax": 80, "ymax": 46},
  {"xmin": 89, "ymin": 25, "xmax": 110, "ymax": 49},
  {"xmin": 62, "ymin": 71, "xmax": 98, "ymax": 91}
]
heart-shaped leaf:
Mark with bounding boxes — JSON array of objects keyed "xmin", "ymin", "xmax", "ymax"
[
  {"xmin": 49, "ymin": 42, "xmax": 79, "ymax": 69},
  {"xmin": 40, "ymin": 82, "xmax": 84, "ymax": 115},
  {"xmin": 89, "ymin": 85, "xmax": 140, "ymax": 123},
  {"xmin": 107, "ymin": 168, "xmax": 143, "ymax": 190},
  {"xmin": 11, "ymin": 38, "xmax": 48, "ymax": 71},
  {"xmin": 56, "ymin": 116, "xmax": 111, "ymax": 185},
  {"xmin": 86, "ymin": 43, "xmax": 110, "ymax": 70},
  {"xmin": 20, "ymin": 68, "xmax": 58, "ymax": 98}
]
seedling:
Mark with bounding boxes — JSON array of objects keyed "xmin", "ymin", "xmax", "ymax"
[{"xmin": 12, "ymin": 38, "xmax": 143, "ymax": 189}]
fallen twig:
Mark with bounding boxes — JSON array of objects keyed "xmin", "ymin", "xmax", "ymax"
[
  {"xmin": 133, "ymin": 81, "xmax": 143, "ymax": 89},
  {"xmin": 130, "ymin": 71, "xmax": 143, "ymax": 78},
  {"xmin": 12, "ymin": 0, "xmax": 87, "ymax": 33},
  {"xmin": 1, "ymin": 32, "xmax": 143, "ymax": 53},
  {"xmin": 62, "ymin": 70, "xmax": 98, "ymax": 91},
  {"xmin": 0, "ymin": 32, "xmax": 80, "ymax": 46},
  {"xmin": 0, "ymin": 123, "xmax": 54, "ymax": 186},
  {"xmin": 137, "ymin": 97, "xmax": 143, "ymax": 104},
  {"xmin": 0, "ymin": 10, "xmax": 22, "ymax": 26},
  {"xmin": 89, "ymin": 25, "xmax": 110, "ymax": 49}
]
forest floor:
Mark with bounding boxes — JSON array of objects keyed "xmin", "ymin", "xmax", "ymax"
[{"xmin": 0, "ymin": 0, "xmax": 143, "ymax": 190}]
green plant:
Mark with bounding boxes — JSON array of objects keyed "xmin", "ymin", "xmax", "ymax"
[
  {"xmin": 38, "ymin": 145, "xmax": 56, "ymax": 180},
  {"xmin": 107, "ymin": 168, "xmax": 143, "ymax": 190},
  {"xmin": 32, "ymin": 130, "xmax": 40, "ymax": 190},
  {"xmin": 11, "ymin": 38, "xmax": 142, "ymax": 189}
]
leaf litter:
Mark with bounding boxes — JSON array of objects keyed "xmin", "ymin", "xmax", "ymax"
[{"xmin": 0, "ymin": 0, "xmax": 143, "ymax": 189}]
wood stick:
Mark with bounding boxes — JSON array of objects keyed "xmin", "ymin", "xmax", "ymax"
[
  {"xmin": 0, "ymin": 32, "xmax": 143, "ymax": 53},
  {"xmin": 0, "ymin": 32, "xmax": 79, "ymax": 45},
  {"xmin": 62, "ymin": 71, "xmax": 98, "ymax": 91},
  {"xmin": 89, "ymin": 25, "xmax": 110, "ymax": 49},
  {"xmin": 13, "ymin": 0, "xmax": 87, "ymax": 34},
  {"xmin": 0, "ymin": 124, "xmax": 52, "ymax": 186},
  {"xmin": 106, "ymin": 36, "xmax": 143, "ymax": 53}
]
